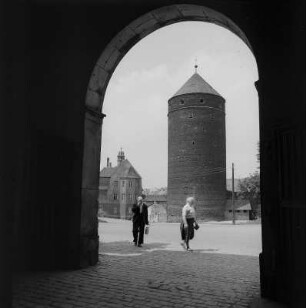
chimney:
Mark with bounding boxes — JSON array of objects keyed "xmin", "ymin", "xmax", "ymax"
[{"xmin": 107, "ymin": 157, "xmax": 110, "ymax": 167}]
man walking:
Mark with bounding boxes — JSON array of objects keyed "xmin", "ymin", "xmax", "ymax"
[{"xmin": 132, "ymin": 196, "xmax": 149, "ymax": 247}]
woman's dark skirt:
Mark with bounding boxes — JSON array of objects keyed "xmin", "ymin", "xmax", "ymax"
[{"xmin": 180, "ymin": 218, "xmax": 195, "ymax": 241}]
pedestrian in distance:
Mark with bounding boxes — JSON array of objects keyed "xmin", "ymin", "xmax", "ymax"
[
  {"xmin": 180, "ymin": 196, "xmax": 199, "ymax": 251},
  {"xmin": 132, "ymin": 196, "xmax": 149, "ymax": 247}
]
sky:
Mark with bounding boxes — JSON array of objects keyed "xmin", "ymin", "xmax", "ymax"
[{"xmin": 100, "ymin": 22, "xmax": 259, "ymax": 189}]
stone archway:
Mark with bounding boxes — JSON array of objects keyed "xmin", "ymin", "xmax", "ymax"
[{"xmin": 80, "ymin": 4, "xmax": 256, "ymax": 267}]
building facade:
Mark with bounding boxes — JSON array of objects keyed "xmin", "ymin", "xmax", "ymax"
[
  {"xmin": 167, "ymin": 68, "xmax": 226, "ymax": 221},
  {"xmin": 148, "ymin": 202, "xmax": 167, "ymax": 223},
  {"xmin": 99, "ymin": 150, "xmax": 142, "ymax": 219},
  {"xmin": 145, "ymin": 195, "xmax": 167, "ymax": 222},
  {"xmin": 224, "ymin": 199, "xmax": 253, "ymax": 221}
]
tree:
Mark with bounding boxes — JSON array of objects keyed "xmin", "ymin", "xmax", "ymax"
[{"xmin": 238, "ymin": 171, "xmax": 260, "ymax": 219}]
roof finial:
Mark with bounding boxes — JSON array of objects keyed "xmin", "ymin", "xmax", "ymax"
[{"xmin": 194, "ymin": 58, "xmax": 198, "ymax": 73}]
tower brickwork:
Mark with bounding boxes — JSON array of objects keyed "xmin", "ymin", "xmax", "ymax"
[{"xmin": 167, "ymin": 71, "xmax": 226, "ymax": 221}]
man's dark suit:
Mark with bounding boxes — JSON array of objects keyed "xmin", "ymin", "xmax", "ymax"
[{"xmin": 132, "ymin": 202, "xmax": 149, "ymax": 245}]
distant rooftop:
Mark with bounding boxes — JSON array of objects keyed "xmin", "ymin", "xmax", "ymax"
[{"xmin": 100, "ymin": 159, "xmax": 141, "ymax": 179}]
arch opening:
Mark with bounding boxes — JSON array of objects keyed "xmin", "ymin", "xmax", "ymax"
[{"xmin": 81, "ymin": 4, "xmax": 259, "ymax": 268}]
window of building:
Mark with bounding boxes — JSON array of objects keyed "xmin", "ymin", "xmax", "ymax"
[
  {"xmin": 129, "ymin": 181, "xmax": 132, "ymax": 188},
  {"xmin": 122, "ymin": 180, "xmax": 125, "ymax": 187},
  {"xmin": 200, "ymin": 98, "xmax": 204, "ymax": 103},
  {"xmin": 114, "ymin": 181, "xmax": 118, "ymax": 187},
  {"xmin": 122, "ymin": 193, "xmax": 125, "ymax": 201},
  {"xmin": 113, "ymin": 193, "xmax": 118, "ymax": 200},
  {"xmin": 129, "ymin": 194, "xmax": 133, "ymax": 201},
  {"xmin": 180, "ymin": 99, "xmax": 184, "ymax": 105}
]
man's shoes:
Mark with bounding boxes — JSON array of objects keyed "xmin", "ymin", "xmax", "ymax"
[{"xmin": 137, "ymin": 244, "xmax": 143, "ymax": 247}]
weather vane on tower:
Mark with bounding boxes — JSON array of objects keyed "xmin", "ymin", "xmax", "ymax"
[{"xmin": 194, "ymin": 58, "xmax": 198, "ymax": 73}]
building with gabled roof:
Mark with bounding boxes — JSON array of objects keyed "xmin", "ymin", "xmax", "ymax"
[{"xmin": 98, "ymin": 149, "xmax": 142, "ymax": 219}]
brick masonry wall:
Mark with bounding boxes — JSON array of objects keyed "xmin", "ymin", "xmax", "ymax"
[{"xmin": 168, "ymin": 93, "xmax": 226, "ymax": 221}]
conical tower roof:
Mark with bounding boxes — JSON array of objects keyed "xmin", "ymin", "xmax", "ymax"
[{"xmin": 171, "ymin": 72, "xmax": 222, "ymax": 99}]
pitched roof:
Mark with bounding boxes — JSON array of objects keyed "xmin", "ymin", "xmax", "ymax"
[
  {"xmin": 171, "ymin": 72, "xmax": 222, "ymax": 99},
  {"xmin": 114, "ymin": 159, "xmax": 141, "ymax": 178},
  {"xmin": 100, "ymin": 159, "xmax": 141, "ymax": 179},
  {"xmin": 100, "ymin": 166, "xmax": 118, "ymax": 177},
  {"xmin": 225, "ymin": 199, "xmax": 250, "ymax": 210},
  {"xmin": 236, "ymin": 203, "xmax": 252, "ymax": 211}
]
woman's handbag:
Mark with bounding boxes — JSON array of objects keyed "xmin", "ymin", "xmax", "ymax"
[{"xmin": 194, "ymin": 223, "xmax": 200, "ymax": 230}]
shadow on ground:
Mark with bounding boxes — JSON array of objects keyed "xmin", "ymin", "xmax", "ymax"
[
  {"xmin": 99, "ymin": 241, "xmax": 220, "ymax": 256},
  {"xmin": 99, "ymin": 241, "xmax": 170, "ymax": 256}
]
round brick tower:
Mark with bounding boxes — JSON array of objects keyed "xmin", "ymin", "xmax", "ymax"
[{"xmin": 167, "ymin": 67, "xmax": 226, "ymax": 221}]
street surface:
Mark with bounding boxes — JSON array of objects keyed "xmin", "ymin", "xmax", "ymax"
[
  {"xmin": 99, "ymin": 218, "xmax": 261, "ymax": 256},
  {"xmin": 13, "ymin": 219, "xmax": 261, "ymax": 307}
]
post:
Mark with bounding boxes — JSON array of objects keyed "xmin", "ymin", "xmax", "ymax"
[{"xmin": 232, "ymin": 163, "xmax": 236, "ymax": 225}]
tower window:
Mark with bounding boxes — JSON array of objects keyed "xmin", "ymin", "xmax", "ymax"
[
  {"xmin": 188, "ymin": 113, "xmax": 194, "ymax": 119},
  {"xmin": 192, "ymin": 141, "xmax": 195, "ymax": 145},
  {"xmin": 200, "ymin": 99, "xmax": 204, "ymax": 103},
  {"xmin": 180, "ymin": 99, "xmax": 184, "ymax": 105}
]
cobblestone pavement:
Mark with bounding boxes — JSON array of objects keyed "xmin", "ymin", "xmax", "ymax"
[{"xmin": 13, "ymin": 221, "xmax": 261, "ymax": 308}]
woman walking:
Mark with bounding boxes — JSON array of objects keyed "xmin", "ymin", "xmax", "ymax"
[{"xmin": 180, "ymin": 197, "xmax": 199, "ymax": 251}]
